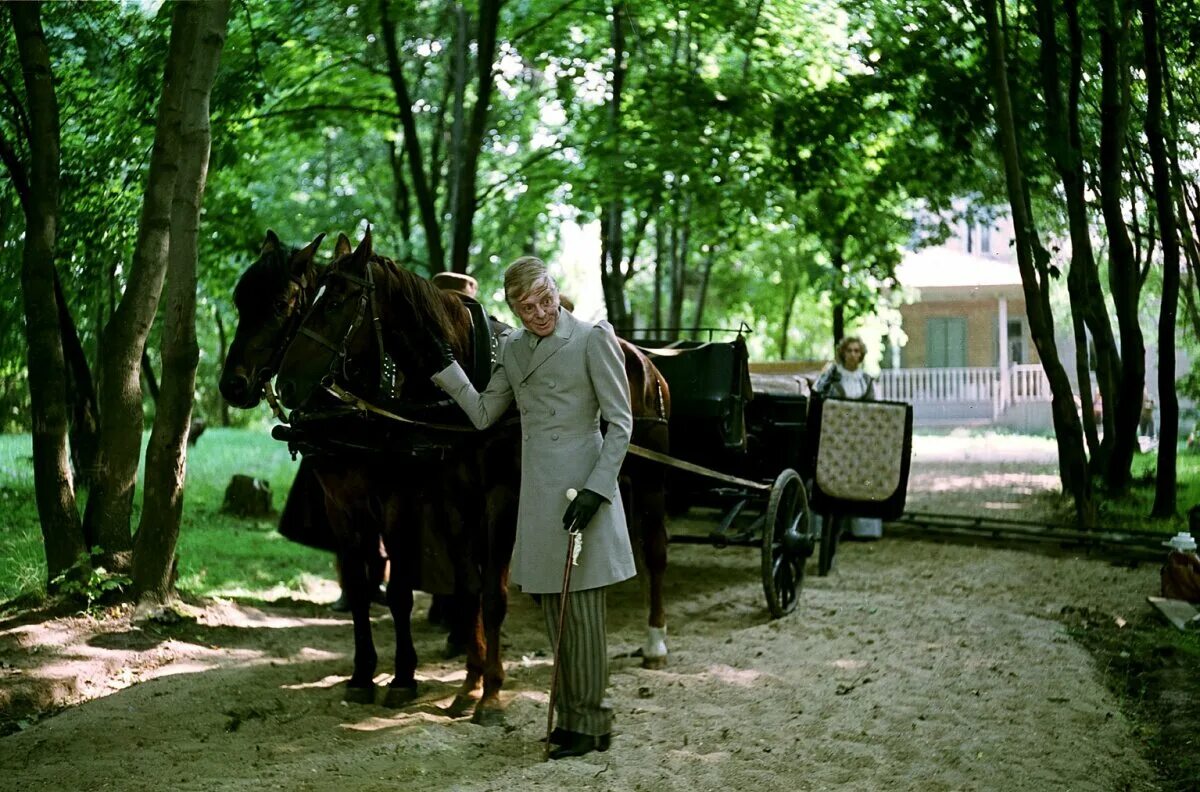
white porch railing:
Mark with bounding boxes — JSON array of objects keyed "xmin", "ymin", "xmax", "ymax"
[{"xmin": 875, "ymin": 363, "xmax": 1050, "ymax": 420}]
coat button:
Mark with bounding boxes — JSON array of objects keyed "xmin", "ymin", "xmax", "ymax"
[
  {"xmin": 521, "ymin": 407, "xmax": 528, "ymax": 414},
  {"xmin": 523, "ymin": 434, "xmax": 530, "ymax": 441},
  {"xmin": 550, "ymin": 408, "xmax": 557, "ymax": 416},
  {"xmin": 551, "ymin": 433, "xmax": 559, "ymax": 441},
  {"xmin": 548, "ymin": 381, "xmax": 556, "ymax": 389}
]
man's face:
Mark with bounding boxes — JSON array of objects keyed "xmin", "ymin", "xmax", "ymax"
[{"xmin": 514, "ymin": 282, "xmax": 560, "ymax": 337}]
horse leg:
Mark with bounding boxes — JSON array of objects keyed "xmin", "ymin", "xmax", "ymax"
[
  {"xmin": 445, "ymin": 593, "xmax": 485, "ymax": 718},
  {"xmin": 472, "ymin": 487, "xmax": 516, "ymax": 726},
  {"xmin": 631, "ymin": 451, "xmax": 670, "ymax": 669},
  {"xmin": 381, "ymin": 577, "xmax": 418, "ymax": 708},
  {"xmin": 341, "ymin": 541, "xmax": 379, "ymax": 703}
]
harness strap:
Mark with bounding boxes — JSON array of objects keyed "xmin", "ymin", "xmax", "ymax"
[{"xmin": 324, "ymin": 382, "xmax": 482, "ymax": 433}]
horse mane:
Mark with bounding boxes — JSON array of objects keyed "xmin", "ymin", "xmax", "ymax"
[
  {"xmin": 367, "ymin": 256, "xmax": 471, "ymax": 353},
  {"xmin": 234, "ymin": 243, "xmax": 320, "ymax": 311}
]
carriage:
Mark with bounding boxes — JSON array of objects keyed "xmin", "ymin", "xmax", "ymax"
[
  {"xmin": 627, "ymin": 325, "xmax": 914, "ymax": 618},
  {"xmin": 625, "ymin": 326, "xmax": 817, "ymax": 618}
]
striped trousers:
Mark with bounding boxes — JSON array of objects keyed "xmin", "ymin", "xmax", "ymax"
[{"xmin": 540, "ymin": 586, "xmax": 612, "ymax": 737}]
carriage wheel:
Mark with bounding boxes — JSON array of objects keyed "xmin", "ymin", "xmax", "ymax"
[
  {"xmin": 818, "ymin": 513, "xmax": 839, "ymax": 577},
  {"xmin": 761, "ymin": 468, "xmax": 813, "ymax": 618}
]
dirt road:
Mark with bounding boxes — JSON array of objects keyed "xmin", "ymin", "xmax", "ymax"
[{"xmin": 0, "ymin": 435, "xmax": 1164, "ymax": 791}]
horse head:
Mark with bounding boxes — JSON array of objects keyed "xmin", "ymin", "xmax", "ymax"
[
  {"xmin": 219, "ymin": 230, "xmax": 325, "ymax": 409},
  {"xmin": 275, "ymin": 228, "xmax": 472, "ymax": 411}
]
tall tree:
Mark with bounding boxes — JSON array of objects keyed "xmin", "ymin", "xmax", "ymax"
[
  {"xmin": 981, "ymin": 0, "xmax": 1094, "ymax": 527},
  {"xmin": 132, "ymin": 0, "xmax": 230, "ymax": 601},
  {"xmin": 1139, "ymin": 0, "xmax": 1179, "ymax": 517},
  {"xmin": 84, "ymin": 1, "xmax": 204, "ymax": 571},
  {"xmin": 4, "ymin": 1, "xmax": 86, "ymax": 583},
  {"xmin": 1095, "ymin": 0, "xmax": 1144, "ymax": 494},
  {"xmin": 1033, "ymin": 0, "xmax": 1121, "ymax": 469}
]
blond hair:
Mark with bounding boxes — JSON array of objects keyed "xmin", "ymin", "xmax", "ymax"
[
  {"xmin": 503, "ymin": 256, "xmax": 558, "ymax": 307},
  {"xmin": 835, "ymin": 335, "xmax": 867, "ymax": 365}
]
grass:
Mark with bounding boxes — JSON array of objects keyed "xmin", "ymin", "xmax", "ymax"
[
  {"xmin": 0, "ymin": 428, "xmax": 335, "ymax": 606},
  {"xmin": 1069, "ymin": 612, "xmax": 1200, "ymax": 792},
  {"xmin": 1099, "ymin": 448, "xmax": 1200, "ymax": 535}
]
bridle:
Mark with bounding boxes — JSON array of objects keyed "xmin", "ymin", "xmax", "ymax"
[
  {"xmin": 294, "ymin": 257, "xmax": 403, "ymax": 405},
  {"xmin": 253, "ymin": 271, "xmax": 313, "ymax": 422}
]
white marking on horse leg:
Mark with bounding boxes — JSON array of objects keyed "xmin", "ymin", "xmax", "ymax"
[{"xmin": 643, "ymin": 624, "xmax": 668, "ymax": 661}]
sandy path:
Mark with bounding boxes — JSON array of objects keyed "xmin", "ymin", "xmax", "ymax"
[{"xmin": 0, "ymin": 436, "xmax": 1163, "ymax": 791}]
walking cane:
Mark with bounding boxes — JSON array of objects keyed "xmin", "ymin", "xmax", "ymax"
[{"xmin": 545, "ymin": 488, "xmax": 584, "ymax": 761}]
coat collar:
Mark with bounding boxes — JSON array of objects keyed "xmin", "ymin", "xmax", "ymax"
[{"xmin": 510, "ymin": 307, "xmax": 576, "ymax": 382}]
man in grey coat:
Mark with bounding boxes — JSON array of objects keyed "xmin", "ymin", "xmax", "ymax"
[{"xmin": 431, "ymin": 256, "xmax": 635, "ymax": 759}]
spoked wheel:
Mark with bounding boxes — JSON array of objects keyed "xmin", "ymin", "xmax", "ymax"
[
  {"xmin": 761, "ymin": 468, "xmax": 814, "ymax": 618},
  {"xmin": 818, "ymin": 512, "xmax": 839, "ymax": 577}
]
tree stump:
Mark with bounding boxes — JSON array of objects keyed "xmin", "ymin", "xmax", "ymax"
[{"xmin": 223, "ymin": 475, "xmax": 272, "ymax": 518}]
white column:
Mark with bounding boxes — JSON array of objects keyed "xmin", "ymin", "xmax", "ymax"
[{"xmin": 998, "ymin": 297, "xmax": 1009, "ymax": 415}]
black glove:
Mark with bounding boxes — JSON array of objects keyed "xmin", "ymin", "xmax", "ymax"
[
  {"xmin": 562, "ymin": 488, "xmax": 605, "ymax": 532},
  {"xmin": 432, "ymin": 334, "xmax": 456, "ymax": 369}
]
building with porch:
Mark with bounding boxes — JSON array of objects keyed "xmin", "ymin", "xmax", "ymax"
[{"xmin": 877, "ymin": 218, "xmax": 1054, "ymax": 430}]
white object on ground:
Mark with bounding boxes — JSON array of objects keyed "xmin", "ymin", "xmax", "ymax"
[
  {"xmin": 1163, "ymin": 532, "xmax": 1197, "ymax": 552},
  {"xmin": 643, "ymin": 624, "xmax": 668, "ymax": 661}
]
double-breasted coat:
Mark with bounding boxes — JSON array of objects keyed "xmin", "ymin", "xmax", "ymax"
[{"xmin": 431, "ymin": 307, "xmax": 637, "ymax": 594}]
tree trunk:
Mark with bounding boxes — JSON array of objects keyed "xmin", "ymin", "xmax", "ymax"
[
  {"xmin": 1139, "ymin": 0, "xmax": 1178, "ymax": 517},
  {"xmin": 84, "ymin": 1, "xmax": 199, "ymax": 572},
  {"xmin": 779, "ymin": 280, "xmax": 800, "ymax": 360},
  {"xmin": 141, "ymin": 349, "xmax": 159, "ymax": 403},
  {"xmin": 1096, "ymin": 0, "xmax": 1143, "ymax": 494},
  {"xmin": 982, "ymin": 0, "xmax": 1095, "ymax": 528},
  {"xmin": 9, "ymin": 1, "xmax": 86, "ymax": 584},
  {"xmin": 691, "ymin": 250, "xmax": 716, "ymax": 334},
  {"xmin": 448, "ymin": 0, "xmax": 502, "ymax": 274},
  {"xmin": 53, "ymin": 268, "xmax": 101, "ymax": 486},
  {"xmin": 1036, "ymin": 0, "xmax": 1119, "ymax": 469},
  {"xmin": 443, "ymin": 1, "xmax": 468, "ymax": 267},
  {"xmin": 213, "ymin": 304, "xmax": 230, "ymax": 426},
  {"xmin": 599, "ymin": 2, "xmax": 630, "ymax": 331},
  {"xmin": 133, "ymin": 0, "xmax": 230, "ymax": 602},
  {"xmin": 831, "ymin": 246, "xmax": 847, "ymax": 345},
  {"xmin": 380, "ymin": 0, "xmax": 444, "ymax": 271},
  {"xmin": 653, "ymin": 217, "xmax": 664, "ymax": 330}
]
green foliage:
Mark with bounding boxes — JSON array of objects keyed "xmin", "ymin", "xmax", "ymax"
[{"xmin": 49, "ymin": 546, "xmax": 132, "ymax": 612}]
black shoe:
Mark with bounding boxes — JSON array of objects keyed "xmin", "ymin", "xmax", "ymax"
[
  {"xmin": 549, "ymin": 732, "xmax": 611, "ymax": 760},
  {"xmin": 330, "ymin": 593, "xmax": 350, "ymax": 612},
  {"xmin": 540, "ymin": 727, "xmax": 571, "ymax": 746}
]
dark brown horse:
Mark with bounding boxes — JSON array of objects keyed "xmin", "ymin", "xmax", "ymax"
[
  {"xmin": 274, "ymin": 230, "xmax": 672, "ymax": 721},
  {"xmin": 220, "ymin": 231, "xmax": 486, "ymax": 714}
]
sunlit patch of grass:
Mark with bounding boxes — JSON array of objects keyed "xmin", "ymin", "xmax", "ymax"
[{"xmin": 0, "ymin": 428, "xmax": 336, "ymax": 607}]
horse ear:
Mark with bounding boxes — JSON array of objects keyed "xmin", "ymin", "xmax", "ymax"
[
  {"xmin": 353, "ymin": 226, "xmax": 373, "ymax": 261},
  {"xmin": 261, "ymin": 229, "xmax": 281, "ymax": 255},
  {"xmin": 295, "ymin": 233, "xmax": 326, "ymax": 272},
  {"xmin": 334, "ymin": 233, "xmax": 352, "ymax": 259}
]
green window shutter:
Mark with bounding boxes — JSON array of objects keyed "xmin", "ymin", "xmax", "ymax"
[{"xmin": 927, "ymin": 317, "xmax": 967, "ymax": 368}]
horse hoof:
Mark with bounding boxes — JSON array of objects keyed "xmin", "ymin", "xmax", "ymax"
[
  {"xmin": 641, "ymin": 655, "xmax": 668, "ymax": 670},
  {"xmin": 343, "ymin": 684, "xmax": 376, "ymax": 705},
  {"xmin": 470, "ymin": 703, "xmax": 505, "ymax": 727},
  {"xmin": 444, "ymin": 694, "xmax": 476, "ymax": 718},
  {"xmin": 382, "ymin": 684, "xmax": 418, "ymax": 708}
]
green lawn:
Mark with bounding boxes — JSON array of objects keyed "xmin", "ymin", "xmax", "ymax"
[{"xmin": 0, "ymin": 429, "xmax": 335, "ymax": 606}]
